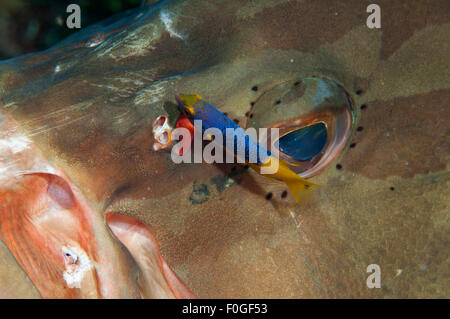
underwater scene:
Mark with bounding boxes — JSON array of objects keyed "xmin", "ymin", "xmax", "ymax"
[{"xmin": 0, "ymin": 0, "xmax": 448, "ymax": 300}]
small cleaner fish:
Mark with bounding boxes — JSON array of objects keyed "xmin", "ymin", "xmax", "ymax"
[{"xmin": 175, "ymin": 93, "xmax": 320, "ymax": 204}]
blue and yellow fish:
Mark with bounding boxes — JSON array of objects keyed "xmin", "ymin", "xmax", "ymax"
[{"xmin": 175, "ymin": 93, "xmax": 320, "ymax": 204}]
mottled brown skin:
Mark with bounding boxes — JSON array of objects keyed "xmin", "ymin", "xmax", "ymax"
[{"xmin": 0, "ymin": 0, "xmax": 448, "ymax": 298}]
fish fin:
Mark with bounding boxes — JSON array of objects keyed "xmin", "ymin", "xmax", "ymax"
[
  {"xmin": 249, "ymin": 158, "xmax": 321, "ymax": 204},
  {"xmin": 275, "ymin": 159, "xmax": 321, "ymax": 204},
  {"xmin": 284, "ymin": 175, "xmax": 320, "ymax": 204}
]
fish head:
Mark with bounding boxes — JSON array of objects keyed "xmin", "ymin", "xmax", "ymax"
[{"xmin": 175, "ymin": 93, "xmax": 203, "ymax": 119}]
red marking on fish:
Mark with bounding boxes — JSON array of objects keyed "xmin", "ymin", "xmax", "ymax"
[{"xmin": 175, "ymin": 114, "xmax": 194, "ymax": 156}]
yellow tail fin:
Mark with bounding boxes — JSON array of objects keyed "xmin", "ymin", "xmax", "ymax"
[
  {"xmin": 248, "ymin": 157, "xmax": 321, "ymax": 204},
  {"xmin": 275, "ymin": 158, "xmax": 320, "ymax": 204},
  {"xmin": 284, "ymin": 175, "xmax": 320, "ymax": 204}
]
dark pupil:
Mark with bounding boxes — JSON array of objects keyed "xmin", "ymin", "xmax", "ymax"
[{"xmin": 278, "ymin": 122, "xmax": 327, "ymax": 161}]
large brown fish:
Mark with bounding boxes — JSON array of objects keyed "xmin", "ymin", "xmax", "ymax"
[{"xmin": 0, "ymin": 0, "xmax": 448, "ymax": 298}]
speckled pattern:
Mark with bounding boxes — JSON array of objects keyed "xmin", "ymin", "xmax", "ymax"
[{"xmin": 0, "ymin": 0, "xmax": 448, "ymax": 298}]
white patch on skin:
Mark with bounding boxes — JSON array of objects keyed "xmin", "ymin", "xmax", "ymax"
[
  {"xmin": 62, "ymin": 246, "xmax": 93, "ymax": 289},
  {"xmin": 94, "ymin": 9, "xmax": 185, "ymax": 60},
  {"xmin": 160, "ymin": 10, "xmax": 184, "ymax": 40},
  {"xmin": 0, "ymin": 129, "xmax": 32, "ymax": 180},
  {"xmin": 0, "ymin": 111, "xmax": 57, "ymax": 184},
  {"xmin": 0, "ymin": 134, "xmax": 30, "ymax": 154},
  {"xmin": 111, "ymin": 77, "xmax": 145, "ymax": 86},
  {"xmin": 134, "ymin": 74, "xmax": 179, "ymax": 107},
  {"xmin": 98, "ymin": 25, "xmax": 159, "ymax": 60}
]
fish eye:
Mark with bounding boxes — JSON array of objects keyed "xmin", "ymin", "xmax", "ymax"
[
  {"xmin": 277, "ymin": 123, "xmax": 327, "ymax": 161},
  {"xmin": 246, "ymin": 76, "xmax": 355, "ymax": 177}
]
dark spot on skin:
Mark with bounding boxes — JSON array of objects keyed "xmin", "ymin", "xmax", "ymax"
[
  {"xmin": 251, "ymin": 86, "xmax": 258, "ymax": 91},
  {"xmin": 354, "ymin": 77, "xmax": 371, "ymax": 94},
  {"xmin": 357, "ymin": 126, "xmax": 364, "ymax": 131},
  {"xmin": 360, "ymin": 104, "xmax": 367, "ymax": 110},
  {"xmin": 265, "ymin": 192, "xmax": 273, "ymax": 200},
  {"xmin": 281, "ymin": 190, "xmax": 288, "ymax": 199},
  {"xmin": 336, "ymin": 164, "xmax": 342, "ymax": 170},
  {"xmin": 233, "ymin": 119, "xmax": 239, "ymax": 124},
  {"xmin": 390, "ymin": 187, "xmax": 395, "ymax": 191},
  {"xmin": 275, "ymin": 100, "xmax": 281, "ymax": 105},
  {"xmin": 350, "ymin": 143, "xmax": 356, "ymax": 148},
  {"xmin": 189, "ymin": 182, "xmax": 210, "ymax": 204}
]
